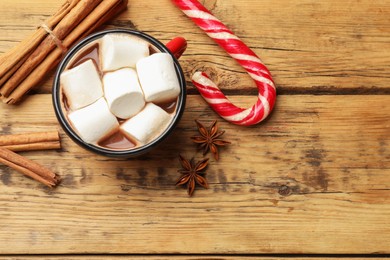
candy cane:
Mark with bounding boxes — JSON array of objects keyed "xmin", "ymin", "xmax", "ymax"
[{"xmin": 172, "ymin": 0, "xmax": 276, "ymax": 126}]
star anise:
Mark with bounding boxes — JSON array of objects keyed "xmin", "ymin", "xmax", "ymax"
[
  {"xmin": 176, "ymin": 154, "xmax": 209, "ymax": 196},
  {"xmin": 191, "ymin": 120, "xmax": 231, "ymax": 160}
]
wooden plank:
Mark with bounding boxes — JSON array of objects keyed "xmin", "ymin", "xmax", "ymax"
[
  {"xmin": 0, "ymin": 0, "xmax": 389, "ymax": 94},
  {"xmin": 0, "ymin": 94, "xmax": 388, "ymax": 254},
  {"xmin": 0, "ymin": 0, "xmax": 389, "ymax": 256}
]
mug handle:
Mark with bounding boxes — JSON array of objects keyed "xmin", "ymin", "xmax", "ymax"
[{"xmin": 166, "ymin": 37, "xmax": 187, "ymax": 59}]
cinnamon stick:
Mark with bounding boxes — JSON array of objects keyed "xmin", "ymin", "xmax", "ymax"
[
  {"xmin": 0, "ymin": 147, "xmax": 60, "ymax": 187},
  {"xmin": 0, "ymin": 0, "xmax": 103, "ymax": 97},
  {"xmin": 0, "ymin": 55, "xmax": 28, "ymax": 86},
  {"xmin": 0, "ymin": 131, "xmax": 61, "ymax": 152},
  {"xmin": 3, "ymin": 0, "xmax": 128, "ymax": 104},
  {"xmin": 0, "ymin": 0, "xmax": 80, "ymax": 78}
]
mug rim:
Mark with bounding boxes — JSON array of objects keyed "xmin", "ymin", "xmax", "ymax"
[{"xmin": 53, "ymin": 29, "xmax": 187, "ymax": 157}]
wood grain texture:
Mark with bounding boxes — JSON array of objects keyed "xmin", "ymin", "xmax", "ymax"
[
  {"xmin": 0, "ymin": 0, "xmax": 389, "ymax": 94},
  {"xmin": 0, "ymin": 94, "xmax": 389, "ymax": 254},
  {"xmin": 0, "ymin": 0, "xmax": 389, "ymax": 256}
]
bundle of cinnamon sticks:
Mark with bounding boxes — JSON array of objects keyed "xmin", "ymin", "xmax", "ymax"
[
  {"xmin": 0, "ymin": 131, "xmax": 62, "ymax": 187},
  {"xmin": 0, "ymin": 0, "xmax": 128, "ymax": 104}
]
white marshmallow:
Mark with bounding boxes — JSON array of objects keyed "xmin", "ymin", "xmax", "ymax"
[
  {"xmin": 101, "ymin": 34, "xmax": 149, "ymax": 71},
  {"xmin": 61, "ymin": 60, "xmax": 103, "ymax": 110},
  {"xmin": 120, "ymin": 103, "xmax": 172, "ymax": 145},
  {"xmin": 136, "ymin": 53, "xmax": 181, "ymax": 103},
  {"xmin": 103, "ymin": 68, "xmax": 145, "ymax": 119},
  {"xmin": 68, "ymin": 98, "xmax": 119, "ymax": 144}
]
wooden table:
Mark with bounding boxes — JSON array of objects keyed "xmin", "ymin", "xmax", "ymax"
[{"xmin": 0, "ymin": 0, "xmax": 389, "ymax": 258}]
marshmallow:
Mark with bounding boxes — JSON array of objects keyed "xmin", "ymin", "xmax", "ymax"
[
  {"xmin": 103, "ymin": 68, "xmax": 145, "ymax": 119},
  {"xmin": 120, "ymin": 103, "xmax": 172, "ymax": 145},
  {"xmin": 61, "ymin": 60, "xmax": 103, "ymax": 110},
  {"xmin": 101, "ymin": 34, "xmax": 149, "ymax": 71},
  {"xmin": 68, "ymin": 98, "xmax": 119, "ymax": 144},
  {"xmin": 136, "ymin": 53, "xmax": 181, "ymax": 103}
]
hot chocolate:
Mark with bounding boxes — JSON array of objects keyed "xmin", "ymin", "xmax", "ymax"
[{"xmin": 59, "ymin": 33, "xmax": 181, "ymax": 151}]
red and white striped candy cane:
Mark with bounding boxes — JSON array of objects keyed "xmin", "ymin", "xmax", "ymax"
[{"xmin": 172, "ymin": 0, "xmax": 276, "ymax": 126}]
